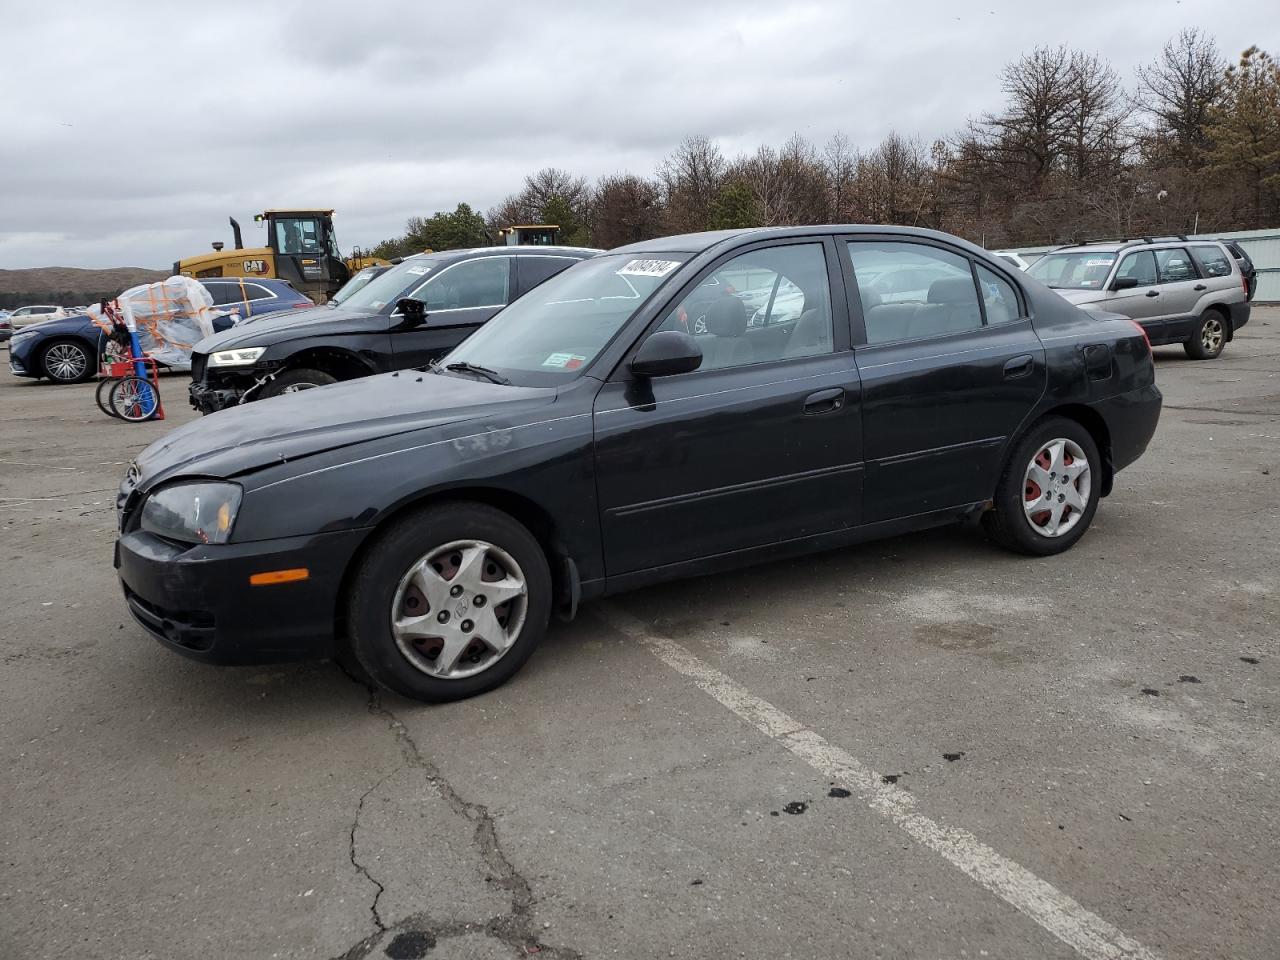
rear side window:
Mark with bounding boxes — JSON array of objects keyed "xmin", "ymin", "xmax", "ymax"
[
  {"xmin": 849, "ymin": 241, "xmax": 981, "ymax": 344},
  {"xmin": 976, "ymin": 265, "xmax": 1021, "ymax": 324},
  {"xmin": 204, "ymin": 283, "xmax": 236, "ymax": 306},
  {"xmin": 1189, "ymin": 246, "xmax": 1232, "ymax": 278},
  {"xmin": 1155, "ymin": 248, "xmax": 1197, "ymax": 283}
]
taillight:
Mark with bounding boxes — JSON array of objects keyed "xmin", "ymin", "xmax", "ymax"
[
  {"xmin": 1242, "ymin": 273, "xmax": 1248, "ymax": 294},
  {"xmin": 1130, "ymin": 320, "xmax": 1150, "ymax": 351}
]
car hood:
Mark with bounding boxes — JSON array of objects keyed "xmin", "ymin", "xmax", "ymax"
[
  {"xmin": 13, "ymin": 315, "xmax": 96, "ymax": 337},
  {"xmin": 193, "ymin": 304, "xmax": 381, "ymax": 353},
  {"xmin": 1052, "ymin": 289, "xmax": 1106, "ymax": 306},
  {"xmin": 134, "ymin": 370, "xmax": 555, "ymax": 487}
]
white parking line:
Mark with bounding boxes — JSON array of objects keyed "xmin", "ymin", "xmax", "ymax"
[{"xmin": 598, "ymin": 603, "xmax": 1161, "ymax": 960}]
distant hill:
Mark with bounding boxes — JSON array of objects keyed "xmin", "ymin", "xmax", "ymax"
[{"xmin": 0, "ymin": 266, "xmax": 169, "ymax": 310}]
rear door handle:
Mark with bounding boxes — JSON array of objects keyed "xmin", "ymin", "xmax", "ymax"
[
  {"xmin": 1003, "ymin": 354, "xmax": 1034, "ymax": 379},
  {"xmin": 1194, "ymin": 283, "xmax": 1207, "ymax": 291},
  {"xmin": 1145, "ymin": 290, "xmax": 1160, "ymax": 298},
  {"xmin": 803, "ymin": 387, "xmax": 845, "ymax": 414}
]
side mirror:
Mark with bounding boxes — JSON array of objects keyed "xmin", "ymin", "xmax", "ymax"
[
  {"xmin": 630, "ymin": 331, "xmax": 702, "ymax": 378},
  {"xmin": 1111, "ymin": 277, "xmax": 1139, "ymax": 291},
  {"xmin": 396, "ymin": 298, "xmax": 427, "ymax": 326}
]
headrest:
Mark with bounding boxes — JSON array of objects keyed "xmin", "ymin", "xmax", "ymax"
[
  {"xmin": 860, "ymin": 288, "xmax": 882, "ymax": 311},
  {"xmin": 705, "ymin": 296, "xmax": 748, "ymax": 337},
  {"xmin": 928, "ymin": 277, "xmax": 975, "ymax": 304}
]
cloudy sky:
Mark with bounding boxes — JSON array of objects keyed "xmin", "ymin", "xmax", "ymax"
[{"xmin": 1, "ymin": 0, "xmax": 1269, "ymax": 269}]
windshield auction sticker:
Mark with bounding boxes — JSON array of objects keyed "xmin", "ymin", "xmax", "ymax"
[
  {"xmin": 542, "ymin": 353, "xmax": 587, "ymax": 369},
  {"xmin": 617, "ymin": 259, "xmax": 680, "ymax": 278},
  {"xmin": 406, "ymin": 266, "xmax": 431, "ymax": 276}
]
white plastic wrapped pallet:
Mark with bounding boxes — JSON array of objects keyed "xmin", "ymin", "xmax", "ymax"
[{"xmin": 88, "ymin": 276, "xmax": 217, "ymax": 371}]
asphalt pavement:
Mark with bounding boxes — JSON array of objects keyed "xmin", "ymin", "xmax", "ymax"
[{"xmin": 2, "ymin": 308, "xmax": 1277, "ymax": 960}]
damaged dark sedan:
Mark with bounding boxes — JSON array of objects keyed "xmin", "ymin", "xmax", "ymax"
[
  {"xmin": 116, "ymin": 226, "xmax": 1161, "ymax": 702},
  {"xmin": 187, "ymin": 245, "xmax": 599, "ymax": 412}
]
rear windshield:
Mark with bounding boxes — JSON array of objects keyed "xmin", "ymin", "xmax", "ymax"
[{"xmin": 1027, "ymin": 252, "xmax": 1116, "ymax": 290}]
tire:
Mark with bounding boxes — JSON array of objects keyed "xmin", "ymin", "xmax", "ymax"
[
  {"xmin": 344, "ymin": 502, "xmax": 552, "ymax": 702},
  {"xmin": 259, "ymin": 367, "xmax": 337, "ymax": 399},
  {"xmin": 95, "ymin": 378, "xmax": 122, "ymax": 418},
  {"xmin": 40, "ymin": 338, "xmax": 95, "ymax": 383},
  {"xmin": 109, "ymin": 376, "xmax": 161, "ymax": 421},
  {"xmin": 1183, "ymin": 309, "xmax": 1227, "ymax": 360},
  {"xmin": 983, "ymin": 416, "xmax": 1101, "ymax": 556}
]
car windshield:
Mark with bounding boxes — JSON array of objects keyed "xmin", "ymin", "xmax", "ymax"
[
  {"xmin": 330, "ymin": 266, "xmax": 386, "ymax": 306},
  {"xmin": 340, "ymin": 258, "xmax": 439, "ymax": 311},
  {"xmin": 1028, "ymin": 252, "xmax": 1116, "ymax": 289},
  {"xmin": 440, "ymin": 252, "xmax": 687, "ymax": 386}
]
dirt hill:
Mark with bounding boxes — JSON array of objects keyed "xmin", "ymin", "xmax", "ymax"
[{"xmin": 0, "ymin": 266, "xmax": 168, "ymax": 310}]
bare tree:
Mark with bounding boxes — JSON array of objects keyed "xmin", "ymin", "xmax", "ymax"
[
  {"xmin": 591, "ymin": 173, "xmax": 664, "ymax": 248},
  {"xmin": 823, "ymin": 133, "xmax": 859, "ymax": 222},
  {"xmin": 1135, "ymin": 28, "xmax": 1226, "ymax": 161},
  {"xmin": 658, "ymin": 135, "xmax": 728, "ymax": 232},
  {"xmin": 1064, "ymin": 51, "xmax": 1130, "ymax": 182},
  {"xmin": 974, "ymin": 45, "xmax": 1076, "ymax": 191}
]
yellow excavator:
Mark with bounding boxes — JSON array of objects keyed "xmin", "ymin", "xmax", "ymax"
[{"xmin": 175, "ymin": 210, "xmax": 390, "ymax": 303}]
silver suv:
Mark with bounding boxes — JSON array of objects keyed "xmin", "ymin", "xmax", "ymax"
[{"xmin": 1027, "ymin": 237, "xmax": 1250, "ymax": 359}]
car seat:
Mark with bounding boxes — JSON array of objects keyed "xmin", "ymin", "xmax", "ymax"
[{"xmin": 699, "ymin": 297, "xmax": 753, "ymax": 369}]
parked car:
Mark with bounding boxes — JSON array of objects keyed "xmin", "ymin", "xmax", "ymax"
[
  {"xmin": 328, "ymin": 264, "xmax": 391, "ymax": 307},
  {"xmin": 201, "ymin": 277, "xmax": 314, "ymax": 324},
  {"xmin": 9, "ymin": 305, "xmax": 66, "ymax": 329},
  {"xmin": 0, "ymin": 314, "xmax": 12, "ymax": 343},
  {"xmin": 186, "ymin": 245, "xmax": 600, "ymax": 412},
  {"xmin": 115, "ymin": 225, "xmax": 1161, "ymax": 703},
  {"xmin": 6, "ymin": 278, "xmax": 304, "ymax": 383},
  {"xmin": 1027, "ymin": 237, "xmax": 1249, "ymax": 359},
  {"xmin": 993, "ymin": 250, "xmax": 1033, "ymax": 270}
]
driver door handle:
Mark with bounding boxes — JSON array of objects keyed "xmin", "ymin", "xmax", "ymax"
[
  {"xmin": 803, "ymin": 387, "xmax": 845, "ymax": 415},
  {"xmin": 1145, "ymin": 290, "xmax": 1160, "ymax": 298}
]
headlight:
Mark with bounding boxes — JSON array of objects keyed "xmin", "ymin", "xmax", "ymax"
[
  {"xmin": 208, "ymin": 347, "xmax": 266, "ymax": 367},
  {"xmin": 140, "ymin": 481, "xmax": 242, "ymax": 544}
]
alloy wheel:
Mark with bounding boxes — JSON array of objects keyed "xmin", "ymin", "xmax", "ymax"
[
  {"xmin": 1201, "ymin": 317, "xmax": 1224, "ymax": 354},
  {"xmin": 45, "ymin": 343, "xmax": 88, "ymax": 381},
  {"xmin": 1022, "ymin": 438, "xmax": 1091, "ymax": 538},
  {"xmin": 390, "ymin": 539, "xmax": 528, "ymax": 680}
]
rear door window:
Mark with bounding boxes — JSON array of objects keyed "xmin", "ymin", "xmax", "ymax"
[
  {"xmin": 848, "ymin": 241, "xmax": 982, "ymax": 344},
  {"xmin": 204, "ymin": 283, "xmax": 236, "ymax": 306},
  {"xmin": 1188, "ymin": 245, "xmax": 1232, "ymax": 278},
  {"xmin": 243, "ymin": 283, "xmax": 276, "ymax": 301},
  {"xmin": 517, "ymin": 257, "xmax": 578, "ymax": 297},
  {"xmin": 1155, "ymin": 248, "xmax": 1198, "ymax": 283}
]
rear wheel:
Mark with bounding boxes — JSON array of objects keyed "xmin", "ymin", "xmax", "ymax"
[
  {"xmin": 344, "ymin": 502, "xmax": 552, "ymax": 702},
  {"xmin": 95, "ymin": 378, "xmax": 121, "ymax": 418},
  {"xmin": 41, "ymin": 339, "xmax": 94, "ymax": 383},
  {"xmin": 259, "ymin": 367, "xmax": 337, "ymax": 399},
  {"xmin": 1183, "ymin": 310, "xmax": 1226, "ymax": 360},
  {"xmin": 983, "ymin": 416, "xmax": 1100, "ymax": 556}
]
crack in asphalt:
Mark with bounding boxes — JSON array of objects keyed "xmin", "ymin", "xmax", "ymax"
[{"xmin": 333, "ymin": 661, "xmax": 583, "ymax": 960}]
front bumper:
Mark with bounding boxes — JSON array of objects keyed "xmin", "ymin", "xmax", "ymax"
[
  {"xmin": 7, "ymin": 339, "xmax": 37, "ymax": 376},
  {"xmin": 189, "ymin": 378, "xmax": 246, "ymax": 414},
  {"xmin": 115, "ymin": 527, "xmax": 370, "ymax": 664}
]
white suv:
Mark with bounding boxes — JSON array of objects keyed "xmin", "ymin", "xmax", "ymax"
[{"xmin": 8, "ymin": 305, "xmax": 67, "ymax": 329}]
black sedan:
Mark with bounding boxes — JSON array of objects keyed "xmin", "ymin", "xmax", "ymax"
[
  {"xmin": 187, "ymin": 245, "xmax": 600, "ymax": 412},
  {"xmin": 115, "ymin": 226, "xmax": 1161, "ymax": 702}
]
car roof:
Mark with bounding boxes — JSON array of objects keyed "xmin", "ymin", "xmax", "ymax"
[
  {"xmin": 400, "ymin": 245, "xmax": 602, "ymax": 265},
  {"xmin": 609, "ymin": 224, "xmax": 997, "ymax": 256}
]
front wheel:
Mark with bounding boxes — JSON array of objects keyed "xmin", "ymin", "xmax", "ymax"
[
  {"xmin": 1184, "ymin": 310, "xmax": 1226, "ymax": 360},
  {"xmin": 258, "ymin": 367, "xmax": 337, "ymax": 399},
  {"xmin": 344, "ymin": 503, "xmax": 552, "ymax": 702},
  {"xmin": 983, "ymin": 417, "xmax": 1100, "ymax": 556},
  {"xmin": 41, "ymin": 339, "xmax": 94, "ymax": 383}
]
